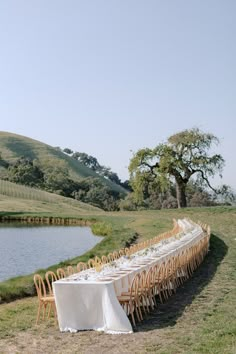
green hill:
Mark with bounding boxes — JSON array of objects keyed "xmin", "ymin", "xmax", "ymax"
[{"xmin": 0, "ymin": 131, "xmax": 127, "ymax": 194}]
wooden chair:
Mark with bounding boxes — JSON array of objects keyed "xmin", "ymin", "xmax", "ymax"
[
  {"xmin": 113, "ymin": 251, "xmax": 119, "ymax": 260},
  {"xmin": 117, "ymin": 273, "xmax": 142, "ymax": 327},
  {"xmin": 34, "ymin": 274, "xmax": 56, "ymax": 324},
  {"xmin": 94, "ymin": 256, "xmax": 101, "ymax": 264},
  {"xmin": 77, "ymin": 262, "xmax": 87, "ymax": 272},
  {"xmin": 144, "ymin": 266, "xmax": 156, "ymax": 310},
  {"xmin": 101, "ymin": 255, "xmax": 108, "ymax": 264},
  {"xmin": 124, "ymin": 248, "xmax": 130, "ymax": 256},
  {"xmin": 56, "ymin": 268, "xmax": 66, "ymax": 279},
  {"xmin": 163, "ymin": 257, "xmax": 177, "ymax": 298},
  {"xmin": 107, "ymin": 253, "xmax": 114, "ymax": 262},
  {"xmin": 153, "ymin": 262, "xmax": 168, "ymax": 303},
  {"xmin": 87, "ymin": 258, "xmax": 96, "ymax": 268},
  {"xmin": 138, "ymin": 270, "xmax": 149, "ymax": 316},
  {"xmin": 67, "ymin": 265, "xmax": 75, "ymax": 276},
  {"xmin": 45, "ymin": 271, "xmax": 57, "ymax": 295},
  {"xmin": 119, "ymin": 249, "xmax": 125, "ymax": 257}
]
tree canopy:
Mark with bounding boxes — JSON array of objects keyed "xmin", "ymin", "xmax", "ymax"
[{"xmin": 129, "ymin": 128, "xmax": 225, "ymax": 208}]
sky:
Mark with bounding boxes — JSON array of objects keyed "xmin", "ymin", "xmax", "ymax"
[{"xmin": 0, "ymin": 1, "xmax": 235, "ymax": 189}]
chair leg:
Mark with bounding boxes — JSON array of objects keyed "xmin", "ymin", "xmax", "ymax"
[
  {"xmin": 47, "ymin": 303, "xmax": 52, "ymax": 319},
  {"xmin": 43, "ymin": 303, "xmax": 47, "ymax": 320},
  {"xmin": 129, "ymin": 301, "xmax": 136, "ymax": 327},
  {"xmin": 36, "ymin": 302, "xmax": 42, "ymax": 325}
]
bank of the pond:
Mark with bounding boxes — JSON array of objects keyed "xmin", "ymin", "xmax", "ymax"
[
  {"xmin": 0, "ymin": 212, "xmax": 143, "ymax": 303},
  {"xmin": 0, "ymin": 215, "xmax": 95, "ymax": 225}
]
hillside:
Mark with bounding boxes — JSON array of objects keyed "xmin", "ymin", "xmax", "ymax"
[
  {"xmin": 0, "ymin": 179, "xmax": 102, "ymax": 214},
  {"xmin": 0, "ymin": 131, "xmax": 127, "ymax": 194}
]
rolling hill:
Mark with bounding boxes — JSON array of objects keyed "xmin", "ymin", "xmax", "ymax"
[{"xmin": 0, "ymin": 131, "xmax": 127, "ymax": 194}]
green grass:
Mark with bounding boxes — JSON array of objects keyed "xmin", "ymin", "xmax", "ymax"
[
  {"xmin": 0, "ymin": 131, "xmax": 127, "ymax": 194},
  {"xmin": 0, "ymin": 206, "xmax": 235, "ymax": 353}
]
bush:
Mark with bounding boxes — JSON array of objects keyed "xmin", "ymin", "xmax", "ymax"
[
  {"xmin": 162, "ymin": 196, "xmax": 178, "ymax": 209},
  {"xmin": 91, "ymin": 222, "xmax": 112, "ymax": 236}
]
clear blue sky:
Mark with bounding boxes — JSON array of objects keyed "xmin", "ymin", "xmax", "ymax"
[{"xmin": 0, "ymin": 1, "xmax": 235, "ymax": 189}]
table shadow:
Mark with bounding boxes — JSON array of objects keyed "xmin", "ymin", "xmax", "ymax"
[{"xmin": 135, "ymin": 233, "xmax": 228, "ymax": 332}]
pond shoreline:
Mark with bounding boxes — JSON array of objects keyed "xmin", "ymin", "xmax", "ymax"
[{"xmin": 0, "ymin": 215, "xmax": 95, "ymax": 225}]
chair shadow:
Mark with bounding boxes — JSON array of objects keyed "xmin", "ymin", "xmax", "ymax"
[{"xmin": 135, "ymin": 233, "xmax": 228, "ymax": 332}]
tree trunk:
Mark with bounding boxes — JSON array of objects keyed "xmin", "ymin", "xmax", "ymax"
[{"xmin": 176, "ymin": 180, "xmax": 187, "ymax": 208}]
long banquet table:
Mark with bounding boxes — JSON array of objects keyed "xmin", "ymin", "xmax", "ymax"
[{"xmin": 53, "ymin": 219, "xmax": 206, "ymax": 334}]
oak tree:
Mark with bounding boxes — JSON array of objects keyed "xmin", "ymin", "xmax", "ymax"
[{"xmin": 129, "ymin": 128, "xmax": 224, "ymax": 208}]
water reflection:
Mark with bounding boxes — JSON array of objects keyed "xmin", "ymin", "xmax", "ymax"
[{"xmin": 0, "ymin": 224, "xmax": 102, "ymax": 282}]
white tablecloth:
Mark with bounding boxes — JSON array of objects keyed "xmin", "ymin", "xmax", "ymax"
[
  {"xmin": 53, "ymin": 219, "xmax": 206, "ymax": 334},
  {"xmin": 53, "ymin": 279, "xmax": 132, "ymax": 333}
]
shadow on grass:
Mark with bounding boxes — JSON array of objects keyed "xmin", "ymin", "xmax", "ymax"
[{"xmin": 135, "ymin": 233, "xmax": 228, "ymax": 332}]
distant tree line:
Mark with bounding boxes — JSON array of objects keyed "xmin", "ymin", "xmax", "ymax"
[{"xmin": 62, "ymin": 148, "xmax": 131, "ymax": 190}]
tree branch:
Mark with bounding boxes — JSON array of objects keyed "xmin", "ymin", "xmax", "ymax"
[
  {"xmin": 140, "ymin": 159, "xmax": 159, "ymax": 178},
  {"xmin": 192, "ymin": 169, "xmax": 218, "ymax": 193}
]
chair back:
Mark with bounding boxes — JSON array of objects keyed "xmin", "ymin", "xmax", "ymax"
[
  {"xmin": 139, "ymin": 270, "xmax": 147, "ymax": 294},
  {"xmin": 77, "ymin": 262, "xmax": 87, "ymax": 272},
  {"xmin": 34, "ymin": 274, "xmax": 47, "ymax": 299},
  {"xmin": 57, "ymin": 268, "xmax": 66, "ymax": 279},
  {"xmin": 113, "ymin": 251, "xmax": 119, "ymax": 260},
  {"xmin": 119, "ymin": 249, "xmax": 125, "ymax": 257},
  {"xmin": 124, "ymin": 248, "xmax": 130, "ymax": 256},
  {"xmin": 45, "ymin": 271, "xmax": 57, "ymax": 295},
  {"xmin": 88, "ymin": 258, "xmax": 95, "ymax": 268},
  {"xmin": 94, "ymin": 256, "xmax": 101, "ymax": 265},
  {"xmin": 67, "ymin": 265, "xmax": 75, "ymax": 276},
  {"xmin": 101, "ymin": 255, "xmax": 108, "ymax": 264},
  {"xmin": 107, "ymin": 253, "xmax": 114, "ymax": 262},
  {"xmin": 130, "ymin": 273, "xmax": 140, "ymax": 298}
]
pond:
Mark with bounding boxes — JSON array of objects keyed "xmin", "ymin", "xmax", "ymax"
[{"xmin": 0, "ymin": 224, "xmax": 102, "ymax": 282}]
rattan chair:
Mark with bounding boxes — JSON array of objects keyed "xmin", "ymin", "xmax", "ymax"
[
  {"xmin": 144, "ymin": 266, "xmax": 156, "ymax": 310},
  {"xmin": 107, "ymin": 253, "xmax": 114, "ymax": 262},
  {"xmin": 94, "ymin": 256, "xmax": 101, "ymax": 264},
  {"xmin": 153, "ymin": 262, "xmax": 168, "ymax": 303},
  {"xmin": 101, "ymin": 255, "xmax": 108, "ymax": 264},
  {"xmin": 56, "ymin": 268, "xmax": 66, "ymax": 279},
  {"xmin": 77, "ymin": 262, "xmax": 87, "ymax": 272},
  {"xmin": 119, "ymin": 249, "xmax": 125, "ymax": 257},
  {"xmin": 67, "ymin": 265, "xmax": 75, "ymax": 276},
  {"xmin": 124, "ymin": 248, "xmax": 130, "ymax": 256},
  {"xmin": 45, "ymin": 271, "xmax": 57, "ymax": 295},
  {"xmin": 87, "ymin": 258, "xmax": 96, "ymax": 268},
  {"xmin": 117, "ymin": 273, "xmax": 142, "ymax": 327},
  {"xmin": 34, "ymin": 274, "xmax": 56, "ymax": 324},
  {"xmin": 113, "ymin": 251, "xmax": 119, "ymax": 260}
]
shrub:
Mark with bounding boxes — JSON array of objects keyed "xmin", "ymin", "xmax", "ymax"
[{"xmin": 91, "ymin": 222, "xmax": 112, "ymax": 236}]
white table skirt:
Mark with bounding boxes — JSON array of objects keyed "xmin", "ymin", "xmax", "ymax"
[{"xmin": 53, "ymin": 278, "xmax": 133, "ymax": 334}]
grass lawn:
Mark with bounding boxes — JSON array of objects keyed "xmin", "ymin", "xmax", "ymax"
[{"xmin": 0, "ymin": 207, "xmax": 235, "ymax": 353}]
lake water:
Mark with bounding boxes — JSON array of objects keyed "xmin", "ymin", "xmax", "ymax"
[{"xmin": 0, "ymin": 224, "xmax": 102, "ymax": 282}]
